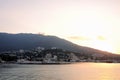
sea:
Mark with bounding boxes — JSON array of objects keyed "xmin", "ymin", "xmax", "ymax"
[{"xmin": 0, "ymin": 63, "xmax": 120, "ymax": 80}]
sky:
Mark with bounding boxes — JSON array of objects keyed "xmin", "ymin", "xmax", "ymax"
[{"xmin": 0, "ymin": 0, "xmax": 120, "ymax": 54}]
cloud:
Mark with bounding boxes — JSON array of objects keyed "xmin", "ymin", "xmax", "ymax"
[
  {"xmin": 68, "ymin": 35, "xmax": 106, "ymax": 41},
  {"xmin": 97, "ymin": 36, "xmax": 106, "ymax": 40},
  {"xmin": 68, "ymin": 36, "xmax": 90, "ymax": 40}
]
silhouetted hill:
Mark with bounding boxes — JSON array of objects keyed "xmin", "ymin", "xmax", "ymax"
[{"xmin": 0, "ymin": 33, "xmax": 115, "ymax": 56}]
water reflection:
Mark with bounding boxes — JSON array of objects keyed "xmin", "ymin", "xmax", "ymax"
[{"xmin": 0, "ymin": 63, "xmax": 120, "ymax": 80}]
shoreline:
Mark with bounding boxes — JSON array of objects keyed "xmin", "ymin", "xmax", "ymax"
[{"xmin": 1, "ymin": 61, "xmax": 120, "ymax": 65}]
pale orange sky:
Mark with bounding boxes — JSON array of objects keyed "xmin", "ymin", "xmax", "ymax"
[{"xmin": 0, "ymin": 0, "xmax": 120, "ymax": 54}]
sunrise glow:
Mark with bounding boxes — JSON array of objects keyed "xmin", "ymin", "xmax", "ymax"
[{"xmin": 0, "ymin": 0, "xmax": 120, "ymax": 54}]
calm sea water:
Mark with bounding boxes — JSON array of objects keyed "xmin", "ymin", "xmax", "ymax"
[{"xmin": 0, "ymin": 63, "xmax": 120, "ymax": 80}]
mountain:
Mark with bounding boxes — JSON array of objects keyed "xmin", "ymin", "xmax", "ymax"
[{"xmin": 0, "ymin": 33, "xmax": 115, "ymax": 56}]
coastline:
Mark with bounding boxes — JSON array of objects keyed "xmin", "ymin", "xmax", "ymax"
[{"xmin": 0, "ymin": 61, "xmax": 120, "ymax": 65}]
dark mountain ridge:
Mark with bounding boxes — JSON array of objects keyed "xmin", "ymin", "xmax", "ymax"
[{"xmin": 0, "ymin": 33, "xmax": 117, "ymax": 56}]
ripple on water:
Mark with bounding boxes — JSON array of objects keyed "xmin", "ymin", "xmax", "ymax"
[{"xmin": 0, "ymin": 63, "xmax": 120, "ymax": 80}]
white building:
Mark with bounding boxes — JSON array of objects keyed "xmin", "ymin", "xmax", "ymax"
[
  {"xmin": 51, "ymin": 47, "xmax": 57, "ymax": 49},
  {"xmin": 43, "ymin": 53, "xmax": 53, "ymax": 63},
  {"xmin": 19, "ymin": 49, "xmax": 24, "ymax": 53},
  {"xmin": 36, "ymin": 47, "xmax": 45, "ymax": 52},
  {"xmin": 70, "ymin": 53, "xmax": 79, "ymax": 62}
]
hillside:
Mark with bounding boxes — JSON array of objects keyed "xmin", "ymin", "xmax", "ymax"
[{"xmin": 0, "ymin": 33, "xmax": 116, "ymax": 56}]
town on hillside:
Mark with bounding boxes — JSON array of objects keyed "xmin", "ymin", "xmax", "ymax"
[{"xmin": 0, "ymin": 47, "xmax": 120, "ymax": 64}]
